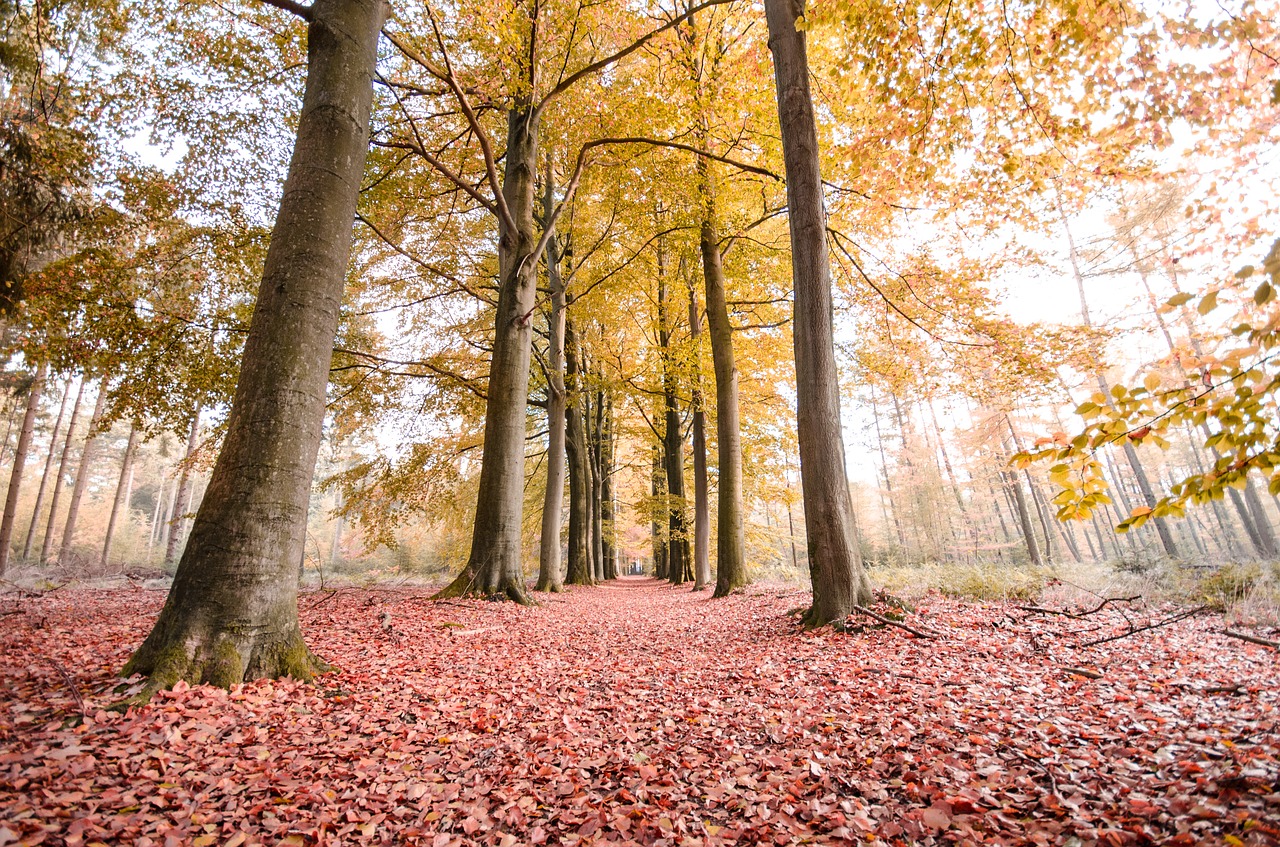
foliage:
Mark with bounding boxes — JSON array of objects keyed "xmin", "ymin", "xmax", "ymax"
[
  {"xmin": 1017, "ymin": 238, "xmax": 1280, "ymax": 531},
  {"xmin": 3, "ymin": 582, "xmax": 1278, "ymax": 844}
]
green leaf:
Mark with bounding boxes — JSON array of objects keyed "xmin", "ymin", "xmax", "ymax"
[
  {"xmin": 1197, "ymin": 291, "xmax": 1219, "ymax": 315},
  {"xmin": 1254, "ymin": 281, "xmax": 1272, "ymax": 305},
  {"xmin": 1166, "ymin": 292, "xmax": 1194, "ymax": 308}
]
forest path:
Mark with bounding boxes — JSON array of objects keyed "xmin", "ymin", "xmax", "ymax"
[{"xmin": 1, "ymin": 581, "xmax": 1278, "ymax": 845}]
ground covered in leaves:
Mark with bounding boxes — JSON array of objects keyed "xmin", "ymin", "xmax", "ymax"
[{"xmin": 1, "ymin": 578, "xmax": 1278, "ymax": 846}]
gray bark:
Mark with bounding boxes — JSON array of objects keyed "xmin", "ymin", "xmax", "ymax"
[
  {"xmin": 22, "ymin": 376, "xmax": 72, "ymax": 563},
  {"xmin": 0, "ymin": 363, "xmax": 45, "ymax": 575},
  {"xmin": 658, "ymin": 260, "xmax": 691, "ymax": 585},
  {"xmin": 41, "ymin": 380, "xmax": 86, "ymax": 565},
  {"xmin": 700, "ymin": 184, "xmax": 748, "ymax": 597},
  {"xmin": 124, "ymin": 0, "xmax": 383, "ymax": 695},
  {"xmin": 765, "ymin": 0, "xmax": 871, "ymax": 623},
  {"xmin": 101, "ymin": 425, "xmax": 140, "ymax": 570},
  {"xmin": 164, "ymin": 406, "xmax": 202, "ymax": 566},
  {"xmin": 536, "ymin": 172, "xmax": 567, "ymax": 592},
  {"xmin": 58, "ymin": 388, "xmax": 107, "ymax": 566},
  {"xmin": 563, "ymin": 320, "xmax": 593, "ymax": 586},
  {"xmin": 688, "ymin": 286, "xmax": 711, "ymax": 589},
  {"xmin": 438, "ymin": 100, "xmax": 540, "ymax": 603}
]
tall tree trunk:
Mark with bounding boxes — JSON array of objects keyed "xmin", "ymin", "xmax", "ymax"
[
  {"xmin": 563, "ymin": 320, "xmax": 593, "ymax": 586},
  {"xmin": 600, "ymin": 392, "xmax": 618, "ymax": 580},
  {"xmin": 651, "ymin": 444, "xmax": 668, "ymax": 579},
  {"xmin": 589, "ymin": 377, "xmax": 605, "ymax": 581},
  {"xmin": 765, "ymin": 0, "xmax": 871, "ymax": 624},
  {"xmin": 699, "ymin": 173, "xmax": 748, "ymax": 597},
  {"xmin": 1060, "ymin": 190, "xmax": 1178, "ymax": 557},
  {"xmin": 101, "ymin": 425, "xmax": 140, "ymax": 570},
  {"xmin": 22, "ymin": 376, "xmax": 72, "ymax": 563},
  {"xmin": 40, "ymin": 380, "xmax": 85, "ymax": 566},
  {"xmin": 58, "ymin": 388, "xmax": 107, "ymax": 566},
  {"xmin": 536, "ymin": 170, "xmax": 567, "ymax": 592},
  {"xmin": 124, "ymin": 0, "xmax": 383, "ymax": 695},
  {"xmin": 0, "ymin": 363, "xmax": 45, "ymax": 575},
  {"xmin": 688, "ymin": 285, "xmax": 712, "ymax": 590},
  {"xmin": 1001, "ymin": 438, "xmax": 1044, "ymax": 567},
  {"xmin": 439, "ymin": 99, "xmax": 540, "ymax": 603},
  {"xmin": 658, "ymin": 263, "xmax": 691, "ymax": 585},
  {"xmin": 871, "ymin": 388, "xmax": 906, "ymax": 549},
  {"xmin": 164, "ymin": 406, "xmax": 202, "ymax": 566}
]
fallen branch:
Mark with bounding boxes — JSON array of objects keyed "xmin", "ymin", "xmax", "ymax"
[
  {"xmin": 1076, "ymin": 606, "xmax": 1209, "ymax": 648},
  {"xmin": 851, "ymin": 605, "xmax": 940, "ymax": 639},
  {"xmin": 1020, "ymin": 595, "xmax": 1141, "ymax": 620},
  {"xmin": 46, "ymin": 659, "xmax": 87, "ymax": 716},
  {"xmin": 1061, "ymin": 666, "xmax": 1104, "ymax": 679},
  {"xmin": 1223, "ymin": 629, "xmax": 1279, "ymax": 649}
]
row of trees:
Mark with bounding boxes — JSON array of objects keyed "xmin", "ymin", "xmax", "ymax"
[{"xmin": 0, "ymin": 0, "xmax": 1275, "ymax": 697}]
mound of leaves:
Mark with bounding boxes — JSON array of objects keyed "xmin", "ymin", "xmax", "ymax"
[{"xmin": 1, "ymin": 579, "xmax": 1277, "ymax": 845}]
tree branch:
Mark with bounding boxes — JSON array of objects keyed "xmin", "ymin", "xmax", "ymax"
[{"xmin": 256, "ymin": 0, "xmax": 313, "ymax": 20}]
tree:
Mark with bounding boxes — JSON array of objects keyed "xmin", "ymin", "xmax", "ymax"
[
  {"xmin": 123, "ymin": 0, "xmax": 384, "ymax": 695},
  {"xmin": 763, "ymin": 0, "xmax": 872, "ymax": 625},
  {"xmin": 0, "ymin": 363, "xmax": 44, "ymax": 574}
]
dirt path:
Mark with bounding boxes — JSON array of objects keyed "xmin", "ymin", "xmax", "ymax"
[{"xmin": 1, "ymin": 579, "xmax": 1277, "ymax": 845}]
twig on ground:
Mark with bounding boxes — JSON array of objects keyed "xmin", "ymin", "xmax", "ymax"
[
  {"xmin": 46, "ymin": 659, "xmax": 87, "ymax": 716},
  {"xmin": 1223, "ymin": 629, "xmax": 1280, "ymax": 649},
  {"xmin": 850, "ymin": 605, "xmax": 940, "ymax": 639},
  {"xmin": 1020, "ymin": 595, "xmax": 1141, "ymax": 619},
  {"xmin": 1075, "ymin": 606, "xmax": 1209, "ymax": 648},
  {"xmin": 1061, "ymin": 666, "xmax": 1105, "ymax": 679}
]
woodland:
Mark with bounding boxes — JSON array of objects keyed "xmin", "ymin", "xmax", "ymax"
[{"xmin": 1, "ymin": 0, "xmax": 1279, "ymax": 843}]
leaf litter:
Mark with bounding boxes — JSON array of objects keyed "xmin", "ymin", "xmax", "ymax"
[{"xmin": 0, "ymin": 578, "xmax": 1277, "ymax": 846}]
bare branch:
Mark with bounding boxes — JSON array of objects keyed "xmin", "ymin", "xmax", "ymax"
[
  {"xmin": 256, "ymin": 0, "xmax": 313, "ymax": 20},
  {"xmin": 538, "ymin": 0, "xmax": 739, "ymax": 112}
]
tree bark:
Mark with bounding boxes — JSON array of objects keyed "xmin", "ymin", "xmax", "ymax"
[
  {"xmin": 101, "ymin": 425, "xmax": 141, "ymax": 570},
  {"xmin": 600, "ymin": 391, "xmax": 618, "ymax": 580},
  {"xmin": 699, "ymin": 178, "xmax": 748, "ymax": 597},
  {"xmin": 651, "ymin": 443, "xmax": 668, "ymax": 579},
  {"xmin": 58, "ymin": 388, "xmax": 107, "ymax": 566},
  {"xmin": 536, "ymin": 177, "xmax": 567, "ymax": 592},
  {"xmin": 40, "ymin": 380, "xmax": 85, "ymax": 565},
  {"xmin": 438, "ymin": 100, "xmax": 540, "ymax": 603},
  {"xmin": 688, "ymin": 285, "xmax": 711, "ymax": 589},
  {"xmin": 658, "ymin": 262, "xmax": 691, "ymax": 585},
  {"xmin": 765, "ymin": 0, "xmax": 872, "ymax": 623},
  {"xmin": 124, "ymin": 0, "xmax": 383, "ymax": 696},
  {"xmin": 563, "ymin": 320, "xmax": 593, "ymax": 586},
  {"xmin": 21, "ymin": 376, "xmax": 72, "ymax": 563},
  {"xmin": 164, "ymin": 406, "xmax": 202, "ymax": 566},
  {"xmin": 0, "ymin": 363, "xmax": 45, "ymax": 576}
]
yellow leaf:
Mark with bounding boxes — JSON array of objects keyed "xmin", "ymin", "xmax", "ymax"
[
  {"xmin": 1143, "ymin": 372, "xmax": 1162, "ymax": 392},
  {"xmin": 1198, "ymin": 291, "xmax": 1219, "ymax": 315}
]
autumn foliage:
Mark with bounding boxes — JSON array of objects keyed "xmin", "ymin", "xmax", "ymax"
[{"xmin": 3, "ymin": 579, "xmax": 1278, "ymax": 845}]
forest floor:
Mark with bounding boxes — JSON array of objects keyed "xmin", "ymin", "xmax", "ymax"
[{"xmin": 1, "ymin": 578, "xmax": 1278, "ymax": 846}]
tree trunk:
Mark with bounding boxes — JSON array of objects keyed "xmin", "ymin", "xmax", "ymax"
[
  {"xmin": 123, "ymin": 0, "xmax": 383, "ymax": 696},
  {"xmin": 699, "ymin": 185, "xmax": 748, "ymax": 597},
  {"xmin": 164, "ymin": 406, "xmax": 202, "ymax": 566},
  {"xmin": 536, "ymin": 170, "xmax": 567, "ymax": 592},
  {"xmin": 21, "ymin": 376, "xmax": 72, "ymax": 563},
  {"xmin": 651, "ymin": 444, "xmax": 668, "ymax": 579},
  {"xmin": 438, "ymin": 100, "xmax": 540, "ymax": 603},
  {"xmin": 1002, "ymin": 445, "xmax": 1044, "ymax": 567},
  {"xmin": 0, "ymin": 363, "xmax": 45, "ymax": 575},
  {"xmin": 658, "ymin": 264, "xmax": 691, "ymax": 585},
  {"xmin": 563, "ymin": 320, "xmax": 593, "ymax": 586},
  {"xmin": 600, "ymin": 392, "xmax": 618, "ymax": 580},
  {"xmin": 58, "ymin": 388, "xmax": 107, "ymax": 567},
  {"xmin": 688, "ymin": 286, "xmax": 712, "ymax": 590},
  {"xmin": 765, "ymin": 0, "xmax": 872, "ymax": 623},
  {"xmin": 589, "ymin": 379, "xmax": 605, "ymax": 581},
  {"xmin": 39, "ymin": 378, "xmax": 84, "ymax": 566},
  {"xmin": 101, "ymin": 425, "xmax": 140, "ymax": 570}
]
